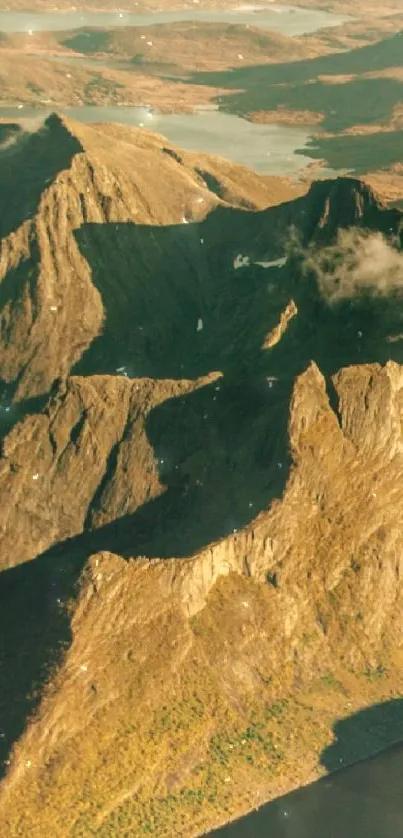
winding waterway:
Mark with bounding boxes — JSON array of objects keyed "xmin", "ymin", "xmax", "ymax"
[{"xmin": 0, "ymin": 5, "xmax": 351, "ymax": 35}]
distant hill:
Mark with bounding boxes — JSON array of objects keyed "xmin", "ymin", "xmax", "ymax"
[
  {"xmin": 0, "ymin": 46, "xmax": 227, "ymax": 109},
  {"xmin": 191, "ymin": 31, "xmax": 403, "ymax": 134},
  {"xmin": 58, "ymin": 21, "xmax": 314, "ymax": 72},
  {"xmin": 192, "ymin": 30, "xmax": 403, "ymax": 88}
]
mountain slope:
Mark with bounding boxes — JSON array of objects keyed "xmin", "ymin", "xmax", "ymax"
[
  {"xmin": 2, "ymin": 364, "xmax": 403, "ymax": 837},
  {"xmin": 0, "ymin": 113, "xmax": 304, "ymax": 403},
  {"xmin": 1, "ymin": 114, "xmax": 403, "ymax": 837},
  {"xmin": 0, "ymin": 117, "xmax": 400, "ymax": 576}
]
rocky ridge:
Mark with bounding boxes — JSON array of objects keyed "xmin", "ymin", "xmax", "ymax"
[{"xmin": 1, "ymin": 113, "xmax": 403, "ymax": 836}]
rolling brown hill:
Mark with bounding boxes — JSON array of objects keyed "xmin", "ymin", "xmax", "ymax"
[
  {"xmin": 3, "ymin": 22, "xmax": 318, "ymax": 72},
  {"xmin": 2, "ymin": 6, "xmax": 403, "ymax": 115},
  {"xmin": 0, "ymin": 48, "xmax": 229, "ymax": 109},
  {"xmin": 1, "ymin": 114, "xmax": 403, "ymax": 837},
  {"xmin": 3, "ymin": 0, "xmax": 402, "ymax": 12}
]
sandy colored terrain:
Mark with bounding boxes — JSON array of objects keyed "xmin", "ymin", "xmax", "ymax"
[
  {"xmin": 1, "ymin": 0, "xmax": 402, "ymax": 13},
  {"xmin": 0, "ymin": 1, "xmax": 402, "ymax": 122},
  {"xmin": 1, "ymin": 118, "xmax": 403, "ymax": 838},
  {"xmin": 280, "ymin": 0, "xmax": 403, "ymax": 13},
  {"xmin": 361, "ymin": 165, "xmax": 403, "ymax": 206},
  {"xmin": 0, "ymin": 49, "xmax": 232, "ymax": 109},
  {"xmin": 4, "ymin": 22, "xmax": 322, "ymax": 70},
  {"xmin": 302, "ymin": 12, "xmax": 403, "ymax": 53},
  {"xmin": 0, "ymin": 0, "xmax": 283, "ymax": 9},
  {"xmin": 0, "ymin": 20, "xmax": 333, "ymax": 108},
  {"xmin": 0, "ymin": 8, "xmax": 402, "ymax": 127},
  {"xmin": 248, "ymin": 108, "xmax": 325, "ymax": 125}
]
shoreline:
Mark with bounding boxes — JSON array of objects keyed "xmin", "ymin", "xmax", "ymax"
[
  {"xmin": 197, "ymin": 738, "xmax": 403, "ymax": 837},
  {"xmin": 0, "ymin": 2, "xmax": 354, "ymax": 21}
]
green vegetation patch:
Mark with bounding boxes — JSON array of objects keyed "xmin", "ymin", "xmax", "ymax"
[
  {"xmin": 297, "ymin": 129, "xmax": 403, "ymax": 175},
  {"xmin": 62, "ymin": 29, "xmax": 112, "ymax": 55}
]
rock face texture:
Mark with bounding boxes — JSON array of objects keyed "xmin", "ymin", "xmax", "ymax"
[
  {"xmin": 1, "ymin": 114, "xmax": 403, "ymax": 838},
  {"xmin": 0, "ymin": 114, "xmax": 304, "ymax": 401},
  {"xmin": 0, "ymin": 374, "xmax": 212, "ymax": 568}
]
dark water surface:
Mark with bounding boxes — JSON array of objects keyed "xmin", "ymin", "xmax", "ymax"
[{"xmin": 209, "ymin": 744, "xmax": 403, "ymax": 837}]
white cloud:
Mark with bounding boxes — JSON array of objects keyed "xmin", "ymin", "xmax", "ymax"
[{"xmin": 301, "ymin": 228, "xmax": 403, "ymax": 303}]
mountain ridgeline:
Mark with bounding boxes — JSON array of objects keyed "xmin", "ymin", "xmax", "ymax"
[{"xmin": 1, "ymin": 113, "xmax": 403, "ymax": 838}]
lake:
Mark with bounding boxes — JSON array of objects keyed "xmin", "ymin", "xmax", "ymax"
[
  {"xmin": 0, "ymin": 105, "xmax": 333, "ymax": 176},
  {"xmin": 0, "ymin": 5, "xmax": 351, "ymax": 36},
  {"xmin": 208, "ymin": 743, "xmax": 403, "ymax": 838},
  {"xmin": 0, "ymin": 3, "xmax": 352, "ymax": 179}
]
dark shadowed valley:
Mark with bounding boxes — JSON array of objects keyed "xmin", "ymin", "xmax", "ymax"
[{"xmin": 1, "ymin": 2, "xmax": 403, "ymax": 837}]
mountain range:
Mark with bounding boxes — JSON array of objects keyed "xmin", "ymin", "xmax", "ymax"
[{"xmin": 1, "ymin": 113, "xmax": 403, "ymax": 837}]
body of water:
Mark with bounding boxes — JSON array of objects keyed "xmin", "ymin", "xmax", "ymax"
[
  {"xmin": 0, "ymin": 5, "xmax": 351, "ymax": 35},
  {"xmin": 0, "ymin": 3, "xmax": 352, "ymax": 179},
  {"xmin": 0, "ymin": 105, "xmax": 326, "ymax": 176},
  {"xmin": 208, "ymin": 743, "xmax": 403, "ymax": 838}
]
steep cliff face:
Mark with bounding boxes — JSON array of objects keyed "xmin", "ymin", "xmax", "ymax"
[
  {"xmin": 0, "ymin": 374, "xmax": 217, "ymax": 568},
  {"xmin": 0, "ymin": 114, "xmax": 304, "ymax": 401},
  {"xmin": 1, "ymin": 114, "xmax": 403, "ymax": 838},
  {"xmin": 297, "ymin": 176, "xmax": 400, "ymax": 242},
  {"xmin": 0, "ymin": 114, "xmax": 396, "ymax": 402},
  {"xmin": 2, "ymin": 362, "xmax": 403, "ymax": 838}
]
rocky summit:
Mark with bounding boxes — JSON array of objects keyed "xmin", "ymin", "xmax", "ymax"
[{"xmin": 1, "ymin": 113, "xmax": 403, "ymax": 837}]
